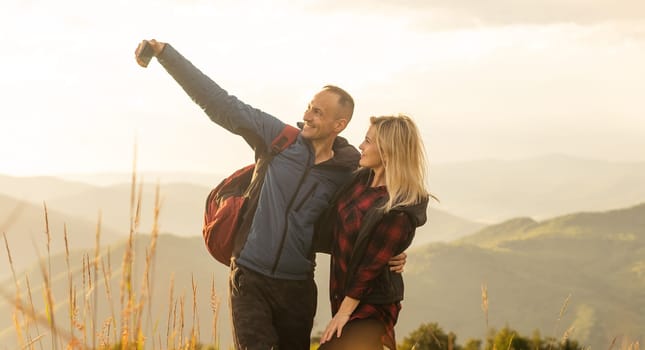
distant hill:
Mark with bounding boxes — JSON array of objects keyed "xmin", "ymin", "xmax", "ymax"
[
  {"xmin": 0, "ymin": 174, "xmax": 94, "ymax": 203},
  {"xmin": 459, "ymin": 202, "xmax": 645, "ymax": 246},
  {"xmin": 51, "ymin": 155, "xmax": 645, "ymax": 223},
  {"xmin": 55, "ymin": 171, "xmax": 225, "ymax": 187},
  {"xmin": 402, "ymin": 202, "xmax": 645, "ymax": 349},
  {"xmin": 1, "ymin": 203, "xmax": 643, "ymax": 349},
  {"xmin": 413, "ymin": 207, "xmax": 484, "ymax": 246},
  {"xmin": 0, "ymin": 194, "xmax": 125, "ymax": 281},
  {"xmin": 45, "ymin": 182, "xmax": 208, "ymax": 237},
  {"xmin": 40, "ymin": 182, "xmax": 481, "ymax": 244},
  {"xmin": 429, "ymin": 154, "xmax": 645, "ymax": 222}
]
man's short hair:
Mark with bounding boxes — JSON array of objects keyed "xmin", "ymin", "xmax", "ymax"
[{"xmin": 322, "ymin": 85, "xmax": 354, "ymax": 121}]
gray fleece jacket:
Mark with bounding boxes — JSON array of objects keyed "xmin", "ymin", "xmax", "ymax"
[{"xmin": 157, "ymin": 45, "xmax": 359, "ymax": 280}]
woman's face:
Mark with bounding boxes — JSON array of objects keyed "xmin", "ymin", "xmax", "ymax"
[{"xmin": 359, "ymin": 125, "xmax": 384, "ymax": 170}]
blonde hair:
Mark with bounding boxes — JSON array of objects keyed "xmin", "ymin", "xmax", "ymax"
[{"xmin": 370, "ymin": 114, "xmax": 430, "ymax": 211}]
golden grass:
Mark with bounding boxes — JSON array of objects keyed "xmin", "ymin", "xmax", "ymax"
[{"xmin": 0, "ymin": 146, "xmax": 223, "ymax": 350}]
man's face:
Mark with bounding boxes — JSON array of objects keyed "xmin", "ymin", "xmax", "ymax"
[{"xmin": 301, "ymin": 90, "xmax": 344, "ymax": 141}]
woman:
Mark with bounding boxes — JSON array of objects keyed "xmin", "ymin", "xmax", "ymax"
[{"xmin": 317, "ymin": 115, "xmax": 433, "ymax": 349}]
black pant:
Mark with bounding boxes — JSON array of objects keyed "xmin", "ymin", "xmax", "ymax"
[
  {"xmin": 229, "ymin": 262, "xmax": 317, "ymax": 350},
  {"xmin": 317, "ymin": 318, "xmax": 386, "ymax": 350}
]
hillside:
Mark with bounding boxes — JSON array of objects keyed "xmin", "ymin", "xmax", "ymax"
[
  {"xmin": 42, "ymin": 181, "xmax": 480, "ymax": 243},
  {"xmin": 1, "ymin": 203, "xmax": 644, "ymax": 349},
  {"xmin": 0, "ymin": 194, "xmax": 125, "ymax": 281},
  {"xmin": 45, "ymin": 182, "xmax": 208, "ymax": 237},
  {"xmin": 413, "ymin": 207, "xmax": 484, "ymax": 246},
  {"xmin": 404, "ymin": 202, "xmax": 645, "ymax": 348},
  {"xmin": 459, "ymin": 202, "xmax": 645, "ymax": 246},
  {"xmin": 0, "ymin": 174, "xmax": 94, "ymax": 203}
]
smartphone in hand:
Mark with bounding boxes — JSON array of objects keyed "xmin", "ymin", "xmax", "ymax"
[{"xmin": 137, "ymin": 41, "xmax": 155, "ymax": 68}]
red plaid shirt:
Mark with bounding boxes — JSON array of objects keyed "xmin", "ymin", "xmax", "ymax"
[{"xmin": 329, "ymin": 179, "xmax": 412, "ymax": 349}]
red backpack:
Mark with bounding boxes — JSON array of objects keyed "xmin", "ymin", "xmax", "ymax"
[{"xmin": 203, "ymin": 125, "xmax": 300, "ymax": 266}]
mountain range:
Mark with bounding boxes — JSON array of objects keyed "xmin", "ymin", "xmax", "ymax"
[
  {"xmin": 1, "ymin": 202, "xmax": 643, "ymax": 349},
  {"xmin": 0, "ymin": 174, "xmax": 481, "ymax": 281},
  {"xmin": 1, "ymin": 155, "xmax": 644, "ymax": 348},
  {"xmin": 45, "ymin": 154, "xmax": 645, "ymax": 222}
]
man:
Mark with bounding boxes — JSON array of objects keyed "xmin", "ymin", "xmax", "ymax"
[{"xmin": 135, "ymin": 39, "xmax": 405, "ymax": 350}]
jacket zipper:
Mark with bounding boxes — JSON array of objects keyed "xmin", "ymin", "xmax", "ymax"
[
  {"xmin": 293, "ymin": 182, "xmax": 319, "ymax": 213},
  {"xmin": 271, "ymin": 150, "xmax": 312, "ymax": 274}
]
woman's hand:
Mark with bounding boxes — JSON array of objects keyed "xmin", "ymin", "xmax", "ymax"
[
  {"xmin": 320, "ymin": 296, "xmax": 360, "ymax": 344},
  {"xmin": 320, "ymin": 312, "xmax": 351, "ymax": 344}
]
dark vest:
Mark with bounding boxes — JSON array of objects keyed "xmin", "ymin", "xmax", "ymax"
[{"xmin": 314, "ymin": 169, "xmax": 428, "ymax": 304}]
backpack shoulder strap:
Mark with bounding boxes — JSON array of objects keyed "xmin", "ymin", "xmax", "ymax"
[{"xmin": 269, "ymin": 125, "xmax": 300, "ymax": 156}]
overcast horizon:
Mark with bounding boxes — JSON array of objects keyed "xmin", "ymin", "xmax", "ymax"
[{"xmin": 2, "ymin": 0, "xmax": 644, "ymax": 176}]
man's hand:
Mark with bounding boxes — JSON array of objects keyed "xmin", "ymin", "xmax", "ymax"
[
  {"xmin": 388, "ymin": 251, "xmax": 407, "ymax": 273},
  {"xmin": 134, "ymin": 39, "xmax": 167, "ymax": 67}
]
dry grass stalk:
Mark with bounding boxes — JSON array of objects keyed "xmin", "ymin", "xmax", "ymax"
[
  {"xmin": 506, "ymin": 334, "xmax": 515, "ymax": 350},
  {"xmin": 5, "ymin": 233, "xmax": 31, "ymax": 347},
  {"xmin": 430, "ymin": 327, "xmax": 442, "ymax": 349},
  {"xmin": 3, "ymin": 232, "xmax": 20, "ymax": 291},
  {"xmin": 210, "ymin": 274, "xmax": 220, "ymax": 347},
  {"xmin": 129, "ymin": 141, "xmax": 139, "ymax": 234},
  {"xmin": 98, "ymin": 317, "xmax": 113, "ymax": 349},
  {"xmin": 167, "ymin": 274, "xmax": 176, "ymax": 349},
  {"xmin": 0, "ymin": 285, "xmax": 87, "ymax": 348},
  {"xmin": 5, "ymin": 231, "xmax": 34, "ymax": 348},
  {"xmin": 42, "ymin": 202, "xmax": 59, "ymax": 350},
  {"xmin": 549, "ymin": 293, "xmax": 572, "ymax": 350},
  {"xmin": 43, "ymin": 202, "xmax": 52, "ymax": 283},
  {"xmin": 481, "ymin": 283, "xmax": 489, "ymax": 329},
  {"xmin": 179, "ymin": 293, "xmax": 186, "ymax": 347},
  {"xmin": 120, "ymin": 144, "xmax": 141, "ymax": 349},
  {"xmin": 147, "ymin": 183, "xmax": 162, "ymax": 323},
  {"xmin": 71, "ymin": 286, "xmax": 82, "ymax": 333},
  {"xmin": 119, "ymin": 234, "xmax": 134, "ymax": 345},
  {"xmin": 608, "ymin": 336, "xmax": 617, "ymax": 350},
  {"xmin": 81, "ymin": 253, "xmax": 91, "ymax": 348},
  {"xmin": 557, "ymin": 293, "xmax": 571, "ymax": 322},
  {"xmin": 13, "ymin": 309, "xmax": 26, "ymax": 349},
  {"xmin": 23, "ymin": 334, "xmax": 47, "ymax": 350},
  {"xmin": 101, "ymin": 249, "xmax": 118, "ymax": 345},
  {"xmin": 63, "ymin": 224, "xmax": 75, "ymax": 342},
  {"xmin": 26, "ymin": 275, "xmax": 45, "ymax": 350},
  {"xmin": 171, "ymin": 298, "xmax": 179, "ymax": 349},
  {"xmin": 561, "ymin": 326, "xmax": 575, "ymax": 345},
  {"xmin": 34, "ymin": 241, "xmax": 59, "ymax": 350},
  {"xmin": 92, "ymin": 211, "xmax": 102, "ymax": 350},
  {"xmin": 134, "ymin": 182, "xmax": 162, "ymax": 345},
  {"xmin": 191, "ymin": 274, "xmax": 200, "ymax": 345}
]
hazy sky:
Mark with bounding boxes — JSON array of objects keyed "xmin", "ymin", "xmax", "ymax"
[{"xmin": 1, "ymin": 0, "xmax": 644, "ymax": 176}]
